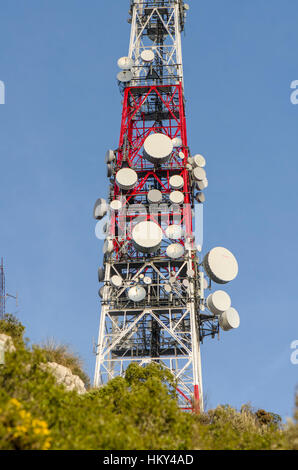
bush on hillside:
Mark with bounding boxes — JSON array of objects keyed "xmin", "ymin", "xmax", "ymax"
[
  {"xmin": 34, "ymin": 338, "xmax": 90, "ymax": 388},
  {"xmin": 0, "ymin": 314, "xmax": 25, "ymax": 346},
  {"xmin": 0, "ymin": 319, "xmax": 296, "ymax": 450}
]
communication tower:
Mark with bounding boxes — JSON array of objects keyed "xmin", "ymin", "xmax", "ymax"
[
  {"xmin": 93, "ymin": 0, "xmax": 239, "ymax": 412},
  {"xmin": 0, "ymin": 258, "xmax": 5, "ymax": 319}
]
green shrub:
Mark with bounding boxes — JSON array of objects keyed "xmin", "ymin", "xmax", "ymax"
[
  {"xmin": 0, "ymin": 318, "xmax": 296, "ymax": 450},
  {"xmin": 0, "ymin": 314, "xmax": 25, "ymax": 346},
  {"xmin": 34, "ymin": 339, "xmax": 90, "ymax": 388}
]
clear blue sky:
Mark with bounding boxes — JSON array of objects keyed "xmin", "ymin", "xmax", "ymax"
[{"xmin": 0, "ymin": 0, "xmax": 297, "ymax": 420}]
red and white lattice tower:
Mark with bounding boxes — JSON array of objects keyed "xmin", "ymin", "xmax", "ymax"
[{"xmin": 93, "ymin": 0, "xmax": 239, "ymax": 412}]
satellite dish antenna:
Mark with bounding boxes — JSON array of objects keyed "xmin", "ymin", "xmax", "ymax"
[
  {"xmin": 219, "ymin": 308, "xmax": 240, "ymax": 331},
  {"xmin": 172, "ymin": 137, "xmax": 182, "ymax": 148},
  {"xmin": 193, "ymin": 167, "xmax": 207, "ymax": 182},
  {"xmin": 103, "ymin": 238, "xmax": 114, "ymax": 254},
  {"xmin": 147, "ymin": 189, "xmax": 163, "ymax": 204},
  {"xmin": 93, "ymin": 198, "xmax": 108, "ymax": 220},
  {"xmin": 195, "ymin": 192, "xmax": 205, "ymax": 204},
  {"xmin": 206, "ymin": 291, "xmax": 231, "ymax": 316},
  {"xmin": 110, "ymin": 199, "xmax": 122, "ymax": 211},
  {"xmin": 111, "ymin": 275, "xmax": 123, "ymax": 288},
  {"xmin": 166, "ymin": 243, "xmax": 185, "ymax": 259},
  {"xmin": 106, "ymin": 164, "xmax": 112, "ymax": 178},
  {"xmin": 187, "ymin": 269, "xmax": 195, "ymax": 278},
  {"xmin": 116, "ymin": 168, "xmax": 138, "ymax": 190},
  {"xmin": 117, "ymin": 56, "xmax": 134, "ymax": 69},
  {"xmin": 117, "ymin": 70, "xmax": 133, "ymax": 83},
  {"xmin": 197, "ymin": 179, "xmax": 208, "ymax": 190},
  {"xmin": 143, "ymin": 133, "xmax": 173, "ymax": 164},
  {"xmin": 143, "ymin": 276, "xmax": 152, "ymax": 285},
  {"xmin": 183, "ymin": 279, "xmax": 189, "ymax": 288},
  {"xmin": 98, "ymin": 286, "xmax": 105, "ymax": 298},
  {"xmin": 178, "ymin": 151, "xmax": 185, "ymax": 160},
  {"xmin": 105, "ymin": 150, "xmax": 116, "ymax": 164},
  {"xmin": 169, "ymin": 191, "xmax": 184, "ymax": 205},
  {"xmin": 203, "ymin": 247, "xmax": 239, "ymax": 284},
  {"xmin": 165, "ymin": 224, "xmax": 183, "ymax": 240},
  {"xmin": 98, "ymin": 267, "xmax": 105, "ymax": 282},
  {"xmin": 193, "ymin": 154, "xmax": 206, "ymax": 168},
  {"xmin": 132, "ymin": 220, "xmax": 163, "ymax": 253},
  {"xmin": 141, "ymin": 50, "xmax": 155, "ymax": 63},
  {"xmin": 128, "ymin": 286, "xmax": 146, "ymax": 302},
  {"xmin": 170, "ymin": 175, "xmax": 184, "ymax": 190}
]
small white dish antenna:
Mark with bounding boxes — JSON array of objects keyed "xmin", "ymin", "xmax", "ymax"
[
  {"xmin": 117, "ymin": 70, "xmax": 133, "ymax": 83},
  {"xmin": 170, "ymin": 175, "xmax": 184, "ymax": 190},
  {"xmin": 169, "ymin": 191, "xmax": 184, "ymax": 205},
  {"xmin": 166, "ymin": 243, "xmax": 185, "ymax": 259},
  {"xmin": 93, "ymin": 198, "xmax": 108, "ymax": 220},
  {"xmin": 105, "ymin": 150, "xmax": 116, "ymax": 164},
  {"xmin": 193, "ymin": 167, "xmax": 207, "ymax": 182},
  {"xmin": 165, "ymin": 224, "xmax": 183, "ymax": 240},
  {"xmin": 116, "ymin": 168, "xmax": 138, "ymax": 190},
  {"xmin": 103, "ymin": 238, "xmax": 114, "ymax": 254},
  {"xmin": 193, "ymin": 154, "xmax": 206, "ymax": 168},
  {"xmin": 110, "ymin": 199, "xmax": 122, "ymax": 211},
  {"xmin": 117, "ymin": 56, "xmax": 134, "ymax": 70},
  {"xmin": 143, "ymin": 276, "xmax": 152, "ymax": 285},
  {"xmin": 147, "ymin": 189, "xmax": 163, "ymax": 204},
  {"xmin": 141, "ymin": 50, "xmax": 155, "ymax": 63},
  {"xmin": 172, "ymin": 137, "xmax": 182, "ymax": 148},
  {"xmin": 111, "ymin": 275, "xmax": 123, "ymax": 288}
]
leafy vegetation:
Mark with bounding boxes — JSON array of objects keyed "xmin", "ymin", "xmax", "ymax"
[
  {"xmin": 34, "ymin": 338, "xmax": 90, "ymax": 388},
  {"xmin": 0, "ymin": 313, "xmax": 25, "ymax": 347},
  {"xmin": 0, "ymin": 318, "xmax": 297, "ymax": 450}
]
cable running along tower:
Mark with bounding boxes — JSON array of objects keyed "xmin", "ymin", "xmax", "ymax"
[{"xmin": 93, "ymin": 0, "xmax": 239, "ymax": 412}]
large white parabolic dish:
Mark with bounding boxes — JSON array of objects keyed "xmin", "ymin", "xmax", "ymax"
[
  {"xmin": 203, "ymin": 247, "xmax": 238, "ymax": 284},
  {"xmin": 206, "ymin": 290, "xmax": 232, "ymax": 316},
  {"xmin": 219, "ymin": 308, "xmax": 240, "ymax": 331},
  {"xmin": 132, "ymin": 220, "xmax": 163, "ymax": 253},
  {"xmin": 116, "ymin": 168, "xmax": 138, "ymax": 190},
  {"xmin": 128, "ymin": 286, "xmax": 146, "ymax": 302},
  {"xmin": 143, "ymin": 133, "xmax": 173, "ymax": 164}
]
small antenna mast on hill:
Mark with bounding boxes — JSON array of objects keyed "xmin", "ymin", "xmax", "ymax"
[{"xmin": 0, "ymin": 258, "xmax": 18, "ymax": 319}]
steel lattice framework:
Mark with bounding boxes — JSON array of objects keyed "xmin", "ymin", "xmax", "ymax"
[
  {"xmin": 0, "ymin": 258, "xmax": 5, "ymax": 320},
  {"xmin": 93, "ymin": 0, "xmax": 236, "ymax": 413}
]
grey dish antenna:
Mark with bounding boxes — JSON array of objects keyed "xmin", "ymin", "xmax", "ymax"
[
  {"xmin": 132, "ymin": 221, "xmax": 163, "ymax": 253},
  {"xmin": 143, "ymin": 133, "xmax": 173, "ymax": 164},
  {"xmin": 203, "ymin": 247, "xmax": 239, "ymax": 284},
  {"xmin": 219, "ymin": 308, "xmax": 240, "ymax": 331}
]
